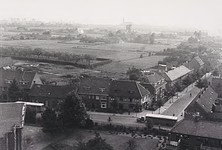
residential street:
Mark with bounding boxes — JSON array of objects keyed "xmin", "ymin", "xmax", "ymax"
[{"xmin": 88, "ymin": 73, "xmax": 212, "ymax": 125}]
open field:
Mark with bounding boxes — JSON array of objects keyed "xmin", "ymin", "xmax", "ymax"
[{"xmin": 1, "ymin": 39, "xmax": 174, "ymax": 61}]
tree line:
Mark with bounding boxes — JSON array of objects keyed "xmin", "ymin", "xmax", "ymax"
[{"xmin": 1, "ymin": 47, "xmax": 95, "ymax": 65}]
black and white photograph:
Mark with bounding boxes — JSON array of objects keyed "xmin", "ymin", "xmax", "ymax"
[{"xmin": 0, "ymin": 0, "xmax": 222, "ymax": 149}]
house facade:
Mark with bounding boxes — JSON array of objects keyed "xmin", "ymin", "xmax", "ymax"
[
  {"xmin": 0, "ymin": 69, "xmax": 42, "ymax": 101},
  {"xmin": 140, "ymin": 71, "xmax": 166, "ymax": 102},
  {"xmin": 109, "ymin": 80, "xmax": 151, "ymax": 111},
  {"xmin": 0, "ymin": 102, "xmax": 26, "ymax": 150},
  {"xmin": 78, "ymin": 77, "xmax": 111, "ymax": 110}
]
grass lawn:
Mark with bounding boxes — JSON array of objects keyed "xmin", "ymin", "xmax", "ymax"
[
  {"xmin": 23, "ymin": 126, "xmax": 160, "ymax": 150},
  {"xmin": 52, "ymin": 130, "xmax": 159, "ymax": 150}
]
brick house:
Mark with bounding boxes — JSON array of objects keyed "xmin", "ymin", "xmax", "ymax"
[
  {"xmin": 0, "ymin": 102, "xmax": 26, "ymax": 150},
  {"xmin": 29, "ymin": 84, "xmax": 75, "ymax": 108},
  {"xmin": 78, "ymin": 78, "xmax": 111, "ymax": 109},
  {"xmin": 140, "ymin": 71, "xmax": 166, "ymax": 102},
  {"xmin": 109, "ymin": 80, "xmax": 151, "ymax": 111},
  {"xmin": 163, "ymin": 65, "xmax": 192, "ymax": 88},
  {"xmin": 184, "ymin": 56, "xmax": 204, "ymax": 73},
  {"xmin": 168, "ymin": 119, "xmax": 222, "ymax": 150},
  {"xmin": 0, "ymin": 69, "xmax": 42, "ymax": 101}
]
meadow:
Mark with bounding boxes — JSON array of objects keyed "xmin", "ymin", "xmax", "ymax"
[
  {"xmin": 1, "ymin": 38, "xmax": 175, "ymax": 79},
  {"xmin": 0, "ymin": 39, "xmax": 174, "ymax": 60}
]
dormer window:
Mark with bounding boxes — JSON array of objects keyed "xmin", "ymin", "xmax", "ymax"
[
  {"xmin": 129, "ymin": 90, "xmax": 135, "ymax": 94},
  {"xmin": 19, "ymin": 81, "xmax": 29, "ymax": 85},
  {"xmin": 83, "ymin": 86, "xmax": 91, "ymax": 91},
  {"xmin": 99, "ymin": 87, "xmax": 106, "ymax": 92},
  {"xmin": 5, "ymin": 80, "xmax": 13, "ymax": 84}
]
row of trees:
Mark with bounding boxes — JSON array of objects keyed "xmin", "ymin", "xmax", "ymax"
[{"xmin": 1, "ymin": 47, "xmax": 96, "ymax": 66}]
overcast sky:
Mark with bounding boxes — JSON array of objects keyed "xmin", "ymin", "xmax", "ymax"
[{"xmin": 1, "ymin": 0, "xmax": 222, "ymax": 34}]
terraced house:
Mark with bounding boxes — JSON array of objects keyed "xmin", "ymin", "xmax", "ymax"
[
  {"xmin": 78, "ymin": 77, "xmax": 111, "ymax": 110},
  {"xmin": 0, "ymin": 69, "xmax": 42, "ymax": 101},
  {"xmin": 140, "ymin": 71, "xmax": 166, "ymax": 102},
  {"xmin": 109, "ymin": 80, "xmax": 151, "ymax": 111}
]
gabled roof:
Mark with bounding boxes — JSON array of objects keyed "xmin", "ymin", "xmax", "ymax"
[
  {"xmin": 184, "ymin": 56, "xmax": 204, "ymax": 71},
  {"xmin": 171, "ymin": 119, "xmax": 222, "ymax": 140},
  {"xmin": 0, "ymin": 103, "xmax": 25, "ymax": 138},
  {"xmin": 196, "ymin": 86, "xmax": 218, "ymax": 113},
  {"xmin": 109, "ymin": 80, "xmax": 150, "ymax": 99},
  {"xmin": 29, "ymin": 84, "xmax": 75, "ymax": 99},
  {"xmin": 142, "ymin": 71, "xmax": 163, "ymax": 84},
  {"xmin": 78, "ymin": 78, "xmax": 111, "ymax": 95},
  {"xmin": 0, "ymin": 69, "xmax": 37, "ymax": 89},
  {"xmin": 164, "ymin": 66, "xmax": 191, "ymax": 82}
]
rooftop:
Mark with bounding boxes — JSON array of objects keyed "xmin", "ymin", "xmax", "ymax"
[
  {"xmin": 109, "ymin": 80, "xmax": 150, "ymax": 99},
  {"xmin": 0, "ymin": 69, "xmax": 37, "ymax": 89},
  {"xmin": 171, "ymin": 119, "xmax": 222, "ymax": 140},
  {"xmin": 29, "ymin": 84, "xmax": 75, "ymax": 99},
  {"xmin": 164, "ymin": 66, "xmax": 191, "ymax": 82},
  {"xmin": 78, "ymin": 77, "xmax": 111, "ymax": 95}
]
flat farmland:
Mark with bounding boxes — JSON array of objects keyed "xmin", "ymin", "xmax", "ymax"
[
  {"xmin": 96, "ymin": 55, "xmax": 166, "ymax": 78},
  {"xmin": 0, "ymin": 40, "xmax": 174, "ymax": 61}
]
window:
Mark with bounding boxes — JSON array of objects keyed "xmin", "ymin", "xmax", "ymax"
[
  {"xmin": 123, "ymin": 98, "xmax": 130, "ymax": 102},
  {"xmin": 101, "ymin": 102, "xmax": 107, "ymax": 108},
  {"xmin": 19, "ymin": 81, "xmax": 29, "ymax": 85},
  {"xmin": 101, "ymin": 96, "xmax": 107, "ymax": 100},
  {"xmin": 99, "ymin": 87, "xmax": 106, "ymax": 92},
  {"xmin": 4, "ymin": 80, "xmax": 12, "ymax": 84},
  {"xmin": 96, "ymin": 96, "xmax": 100, "ymax": 100}
]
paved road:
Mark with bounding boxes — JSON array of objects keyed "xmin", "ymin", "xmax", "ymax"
[{"xmin": 88, "ymin": 73, "xmax": 211, "ymax": 126}]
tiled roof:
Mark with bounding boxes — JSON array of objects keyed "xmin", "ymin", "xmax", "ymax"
[
  {"xmin": 0, "ymin": 103, "xmax": 25, "ymax": 138},
  {"xmin": 109, "ymin": 80, "xmax": 150, "ymax": 99},
  {"xmin": 0, "ymin": 69, "xmax": 37, "ymax": 89},
  {"xmin": 164, "ymin": 66, "xmax": 191, "ymax": 82},
  {"xmin": 171, "ymin": 119, "xmax": 222, "ymax": 140},
  {"xmin": 78, "ymin": 78, "xmax": 111, "ymax": 95},
  {"xmin": 184, "ymin": 56, "xmax": 204, "ymax": 71},
  {"xmin": 196, "ymin": 86, "xmax": 218, "ymax": 113},
  {"xmin": 29, "ymin": 84, "xmax": 75, "ymax": 99},
  {"xmin": 142, "ymin": 71, "xmax": 163, "ymax": 84}
]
